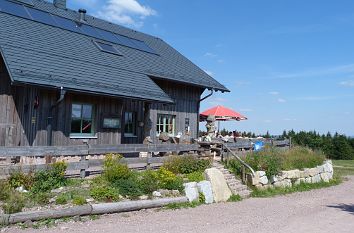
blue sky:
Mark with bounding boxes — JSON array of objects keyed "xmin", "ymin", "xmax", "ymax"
[{"xmin": 68, "ymin": 0, "xmax": 354, "ymax": 136}]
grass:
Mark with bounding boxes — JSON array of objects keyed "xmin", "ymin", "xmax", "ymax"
[
  {"xmin": 227, "ymin": 194, "xmax": 242, "ymax": 202},
  {"xmin": 333, "ymin": 160, "xmax": 354, "ymax": 177},
  {"xmin": 164, "ymin": 201, "xmax": 202, "ymax": 210},
  {"xmin": 251, "ymin": 177, "xmax": 342, "ymax": 198}
]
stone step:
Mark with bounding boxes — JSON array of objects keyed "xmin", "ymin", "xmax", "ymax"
[
  {"xmin": 228, "ymin": 184, "xmax": 247, "ymax": 192},
  {"xmin": 227, "ymin": 180, "xmax": 242, "ymax": 186},
  {"xmin": 237, "ymin": 190, "xmax": 252, "ymax": 198}
]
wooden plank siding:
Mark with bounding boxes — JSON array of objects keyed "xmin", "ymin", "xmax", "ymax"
[
  {"xmin": 1, "ymin": 57, "xmax": 205, "ymax": 147},
  {"xmin": 150, "ymin": 80, "xmax": 204, "ymax": 142}
]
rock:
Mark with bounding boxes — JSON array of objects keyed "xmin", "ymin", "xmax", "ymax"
[
  {"xmin": 328, "ymin": 172, "xmax": 333, "ymax": 180},
  {"xmin": 205, "ymin": 168, "xmax": 232, "ymax": 203},
  {"xmin": 308, "ymin": 168, "xmax": 319, "ymax": 177},
  {"xmin": 24, "ymin": 220, "xmax": 33, "ymax": 228},
  {"xmin": 197, "ymin": 181, "xmax": 214, "ymax": 204},
  {"xmin": 299, "ymin": 171, "xmax": 306, "ymax": 178},
  {"xmin": 86, "ymin": 198, "xmax": 94, "ymax": 203},
  {"xmin": 282, "ymin": 170, "xmax": 300, "ymax": 179},
  {"xmin": 269, "ymin": 175, "xmax": 278, "ymax": 184},
  {"xmin": 51, "ymin": 187, "xmax": 64, "ymax": 194},
  {"xmin": 294, "ymin": 179, "xmax": 301, "ymax": 185},
  {"xmin": 183, "ymin": 182, "xmax": 199, "ymax": 202},
  {"xmin": 259, "ymin": 175, "xmax": 269, "ymax": 185},
  {"xmin": 274, "ymin": 179, "xmax": 292, "ymax": 188},
  {"xmin": 317, "ymin": 165, "xmax": 325, "ymax": 173},
  {"xmin": 311, "ymin": 174, "xmax": 321, "ymax": 183},
  {"xmin": 73, "ymin": 215, "xmax": 81, "ymax": 222},
  {"xmin": 171, "ymin": 190, "xmax": 180, "ymax": 197},
  {"xmin": 305, "ymin": 177, "xmax": 312, "ymax": 183},
  {"xmin": 158, "ymin": 189, "xmax": 171, "ymax": 197},
  {"xmin": 256, "ymin": 171, "xmax": 266, "ymax": 177},
  {"xmin": 49, "ymin": 197, "xmax": 56, "ymax": 203},
  {"xmin": 320, "ymin": 173, "xmax": 330, "ymax": 182},
  {"xmin": 152, "ymin": 191, "xmax": 162, "ymax": 197},
  {"xmin": 139, "ymin": 195, "xmax": 149, "ymax": 200},
  {"xmin": 15, "ymin": 186, "xmax": 28, "ymax": 193},
  {"xmin": 323, "ymin": 161, "xmax": 334, "ymax": 173}
]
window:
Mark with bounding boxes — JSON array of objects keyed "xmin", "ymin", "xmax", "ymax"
[
  {"xmin": 156, "ymin": 114, "xmax": 176, "ymax": 135},
  {"xmin": 94, "ymin": 41, "xmax": 122, "ymax": 56},
  {"xmin": 124, "ymin": 112, "xmax": 136, "ymax": 136},
  {"xmin": 71, "ymin": 103, "xmax": 94, "ymax": 136}
]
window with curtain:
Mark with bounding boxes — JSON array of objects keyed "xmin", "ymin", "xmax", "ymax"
[
  {"xmin": 156, "ymin": 114, "xmax": 176, "ymax": 135},
  {"xmin": 124, "ymin": 112, "xmax": 136, "ymax": 136}
]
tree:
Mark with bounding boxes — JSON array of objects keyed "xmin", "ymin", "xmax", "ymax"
[{"xmin": 331, "ymin": 135, "xmax": 354, "ymax": 160}]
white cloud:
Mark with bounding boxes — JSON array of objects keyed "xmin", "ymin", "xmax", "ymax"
[
  {"xmin": 97, "ymin": 0, "xmax": 156, "ymax": 28},
  {"xmin": 269, "ymin": 91, "xmax": 279, "ymax": 95},
  {"xmin": 271, "ymin": 63, "xmax": 354, "ymax": 80},
  {"xmin": 339, "ymin": 80, "xmax": 354, "ymax": 87},
  {"xmin": 277, "ymin": 98, "xmax": 287, "ymax": 103},
  {"xmin": 204, "ymin": 52, "xmax": 217, "ymax": 58}
]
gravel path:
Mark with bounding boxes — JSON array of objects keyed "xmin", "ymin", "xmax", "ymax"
[{"xmin": 4, "ymin": 177, "xmax": 354, "ymax": 233}]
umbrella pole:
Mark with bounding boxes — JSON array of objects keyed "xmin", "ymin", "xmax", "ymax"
[{"xmin": 218, "ymin": 121, "xmax": 220, "ymax": 133}]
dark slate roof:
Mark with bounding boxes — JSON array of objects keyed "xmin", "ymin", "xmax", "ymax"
[{"xmin": 0, "ymin": 0, "xmax": 229, "ymax": 103}]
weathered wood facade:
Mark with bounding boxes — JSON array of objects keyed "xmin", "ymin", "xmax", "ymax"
[{"xmin": 0, "ymin": 59, "xmax": 204, "ymax": 146}]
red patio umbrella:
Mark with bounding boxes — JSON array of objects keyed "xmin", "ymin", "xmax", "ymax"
[{"xmin": 200, "ymin": 105, "xmax": 247, "ymax": 132}]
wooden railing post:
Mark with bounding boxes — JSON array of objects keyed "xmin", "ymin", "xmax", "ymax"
[{"xmin": 80, "ymin": 155, "xmax": 86, "ymax": 179}]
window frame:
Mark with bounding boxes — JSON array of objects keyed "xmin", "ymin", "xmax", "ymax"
[
  {"xmin": 124, "ymin": 112, "xmax": 137, "ymax": 137},
  {"xmin": 93, "ymin": 40, "xmax": 123, "ymax": 56},
  {"xmin": 156, "ymin": 114, "xmax": 176, "ymax": 136},
  {"xmin": 70, "ymin": 102, "xmax": 96, "ymax": 138}
]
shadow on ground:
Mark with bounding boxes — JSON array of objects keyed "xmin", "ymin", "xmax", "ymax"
[{"xmin": 327, "ymin": 204, "xmax": 354, "ymax": 215}]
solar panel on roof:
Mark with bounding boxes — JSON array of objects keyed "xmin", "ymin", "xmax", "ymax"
[
  {"xmin": 77, "ymin": 24, "xmax": 101, "ymax": 39},
  {"xmin": 52, "ymin": 15, "xmax": 81, "ymax": 33},
  {"xmin": 0, "ymin": 0, "xmax": 158, "ymax": 55},
  {"xmin": 27, "ymin": 7, "xmax": 56, "ymax": 25},
  {"xmin": 0, "ymin": 0, "xmax": 30, "ymax": 19},
  {"xmin": 17, "ymin": 0, "xmax": 34, "ymax": 6},
  {"xmin": 95, "ymin": 28, "xmax": 121, "ymax": 44},
  {"xmin": 131, "ymin": 40, "xmax": 156, "ymax": 54}
]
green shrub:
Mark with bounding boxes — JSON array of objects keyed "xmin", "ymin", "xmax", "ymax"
[
  {"xmin": 157, "ymin": 167, "xmax": 184, "ymax": 192},
  {"xmin": 113, "ymin": 175, "xmax": 142, "ymax": 199},
  {"xmin": 90, "ymin": 178, "xmax": 120, "ymax": 202},
  {"xmin": 186, "ymin": 171, "xmax": 204, "ymax": 182},
  {"xmin": 199, "ymin": 193, "xmax": 205, "ymax": 203},
  {"xmin": 163, "ymin": 156, "xmax": 211, "ymax": 174},
  {"xmin": 55, "ymin": 193, "xmax": 69, "ymax": 205},
  {"xmin": 103, "ymin": 154, "xmax": 131, "ymax": 183},
  {"xmin": 31, "ymin": 162, "xmax": 67, "ymax": 194},
  {"xmin": 281, "ymin": 147, "xmax": 325, "ymax": 170},
  {"xmin": 8, "ymin": 171, "xmax": 34, "ymax": 190},
  {"xmin": 29, "ymin": 192, "xmax": 50, "ymax": 205},
  {"xmin": 2, "ymin": 191, "xmax": 25, "ymax": 214},
  {"xmin": 0, "ymin": 180, "xmax": 11, "ymax": 201},
  {"xmin": 228, "ymin": 194, "xmax": 242, "ymax": 202},
  {"xmin": 138, "ymin": 170, "xmax": 159, "ymax": 194},
  {"xmin": 72, "ymin": 196, "xmax": 87, "ymax": 206}
]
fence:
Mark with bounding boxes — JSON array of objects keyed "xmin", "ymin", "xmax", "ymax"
[{"xmin": 0, "ymin": 144, "xmax": 200, "ymax": 178}]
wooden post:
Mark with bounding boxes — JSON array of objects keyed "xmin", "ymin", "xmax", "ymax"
[
  {"xmin": 242, "ymin": 166, "xmax": 246, "ymax": 183},
  {"xmin": 80, "ymin": 155, "xmax": 86, "ymax": 178}
]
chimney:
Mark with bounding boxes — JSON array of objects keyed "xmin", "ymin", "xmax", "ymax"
[
  {"xmin": 53, "ymin": 0, "xmax": 67, "ymax": 9},
  {"xmin": 78, "ymin": 9, "xmax": 87, "ymax": 22}
]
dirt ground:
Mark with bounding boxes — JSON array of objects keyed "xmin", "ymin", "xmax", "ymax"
[{"xmin": 3, "ymin": 176, "xmax": 354, "ymax": 233}]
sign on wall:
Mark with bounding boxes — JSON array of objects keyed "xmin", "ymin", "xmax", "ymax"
[{"xmin": 102, "ymin": 117, "xmax": 120, "ymax": 129}]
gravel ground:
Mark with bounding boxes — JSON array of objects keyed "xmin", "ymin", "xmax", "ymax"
[{"xmin": 3, "ymin": 176, "xmax": 354, "ymax": 233}]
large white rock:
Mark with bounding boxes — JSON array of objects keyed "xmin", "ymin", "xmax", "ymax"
[
  {"xmin": 311, "ymin": 174, "xmax": 321, "ymax": 183},
  {"xmin": 282, "ymin": 170, "xmax": 301, "ymax": 179},
  {"xmin": 320, "ymin": 173, "xmax": 330, "ymax": 182},
  {"xmin": 323, "ymin": 161, "xmax": 334, "ymax": 173},
  {"xmin": 183, "ymin": 182, "xmax": 199, "ymax": 202},
  {"xmin": 197, "ymin": 181, "xmax": 214, "ymax": 204},
  {"xmin": 308, "ymin": 168, "xmax": 320, "ymax": 177},
  {"xmin": 205, "ymin": 168, "xmax": 232, "ymax": 202},
  {"xmin": 305, "ymin": 177, "xmax": 312, "ymax": 183},
  {"xmin": 270, "ymin": 175, "xmax": 279, "ymax": 184},
  {"xmin": 256, "ymin": 171, "xmax": 266, "ymax": 177},
  {"xmin": 259, "ymin": 175, "xmax": 269, "ymax": 185}
]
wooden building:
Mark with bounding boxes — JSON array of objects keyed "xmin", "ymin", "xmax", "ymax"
[{"xmin": 0, "ymin": 0, "xmax": 228, "ymax": 147}]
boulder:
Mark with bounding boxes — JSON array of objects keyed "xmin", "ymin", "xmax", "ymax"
[
  {"xmin": 282, "ymin": 170, "xmax": 301, "ymax": 179},
  {"xmin": 320, "ymin": 173, "xmax": 330, "ymax": 182},
  {"xmin": 197, "ymin": 181, "xmax": 214, "ymax": 204},
  {"xmin": 305, "ymin": 177, "xmax": 312, "ymax": 183},
  {"xmin": 317, "ymin": 165, "xmax": 325, "ymax": 173},
  {"xmin": 152, "ymin": 191, "xmax": 162, "ymax": 197},
  {"xmin": 308, "ymin": 168, "xmax": 320, "ymax": 177},
  {"xmin": 273, "ymin": 179, "xmax": 291, "ymax": 188},
  {"xmin": 205, "ymin": 168, "xmax": 232, "ymax": 202},
  {"xmin": 270, "ymin": 175, "xmax": 279, "ymax": 184},
  {"xmin": 311, "ymin": 174, "xmax": 321, "ymax": 183},
  {"xmin": 323, "ymin": 161, "xmax": 334, "ymax": 173},
  {"xmin": 259, "ymin": 175, "xmax": 269, "ymax": 185},
  {"xmin": 183, "ymin": 182, "xmax": 199, "ymax": 202},
  {"xmin": 256, "ymin": 171, "xmax": 266, "ymax": 177}
]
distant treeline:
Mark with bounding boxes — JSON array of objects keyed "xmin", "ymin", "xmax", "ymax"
[
  {"xmin": 199, "ymin": 129, "xmax": 354, "ymax": 160},
  {"xmin": 284, "ymin": 130, "xmax": 354, "ymax": 160}
]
